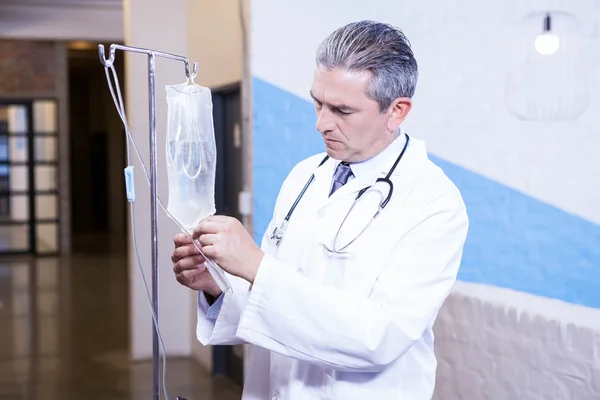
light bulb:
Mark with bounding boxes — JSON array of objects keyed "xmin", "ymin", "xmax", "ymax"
[{"xmin": 534, "ymin": 33, "xmax": 560, "ymax": 55}]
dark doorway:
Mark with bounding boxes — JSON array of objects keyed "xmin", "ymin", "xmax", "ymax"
[
  {"xmin": 68, "ymin": 46, "xmax": 127, "ymax": 253},
  {"xmin": 211, "ymin": 82, "xmax": 245, "ymax": 387}
]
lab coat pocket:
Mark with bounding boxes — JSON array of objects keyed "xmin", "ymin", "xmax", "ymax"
[
  {"xmin": 316, "ymin": 235, "xmax": 389, "ymax": 296},
  {"xmin": 314, "ymin": 201, "xmax": 397, "ymax": 295}
]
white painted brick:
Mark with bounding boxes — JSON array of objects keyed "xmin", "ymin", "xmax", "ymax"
[
  {"xmin": 454, "ymin": 367, "xmax": 484, "ymax": 399},
  {"xmin": 554, "ymin": 373, "xmax": 597, "ymax": 400},
  {"xmin": 463, "ymin": 344, "xmax": 496, "ymax": 378},
  {"xmin": 594, "ymin": 333, "xmax": 600, "ymax": 363},
  {"xmin": 494, "ymin": 356, "xmax": 530, "ymax": 393},
  {"xmin": 465, "ymin": 324, "xmax": 488, "ymax": 350},
  {"xmin": 562, "ymin": 323, "xmax": 597, "ymax": 363},
  {"xmin": 517, "ymin": 396, "xmax": 545, "ymax": 400},
  {"xmin": 591, "ymin": 368, "xmax": 600, "ymax": 394},
  {"xmin": 481, "ymin": 380, "xmax": 519, "ymax": 400},
  {"xmin": 435, "ymin": 359, "xmax": 453, "ymax": 383},
  {"xmin": 432, "ymin": 380, "xmax": 459, "ymax": 400},
  {"xmin": 525, "ymin": 344, "xmax": 550, "ymax": 370},
  {"xmin": 435, "ymin": 338, "xmax": 465, "ymax": 367},
  {"xmin": 548, "ymin": 354, "xmax": 591, "ymax": 381},
  {"xmin": 434, "ymin": 287, "xmax": 600, "ymax": 399},
  {"xmin": 484, "ymin": 328, "xmax": 522, "ymax": 358},
  {"xmin": 530, "ymin": 314, "xmax": 564, "ymax": 343},
  {"xmin": 534, "ymin": 368, "xmax": 572, "ymax": 400},
  {"xmin": 446, "ymin": 320, "xmax": 472, "ymax": 344}
]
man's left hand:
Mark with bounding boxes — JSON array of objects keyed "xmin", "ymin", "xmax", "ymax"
[{"xmin": 193, "ymin": 215, "xmax": 264, "ymax": 283}]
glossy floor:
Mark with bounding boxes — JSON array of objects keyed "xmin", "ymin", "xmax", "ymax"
[{"xmin": 0, "ymin": 240, "xmax": 242, "ymax": 400}]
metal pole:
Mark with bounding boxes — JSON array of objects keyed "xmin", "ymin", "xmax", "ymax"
[
  {"xmin": 148, "ymin": 52, "xmax": 160, "ymax": 400},
  {"xmin": 98, "ymin": 43, "xmax": 197, "ymax": 400}
]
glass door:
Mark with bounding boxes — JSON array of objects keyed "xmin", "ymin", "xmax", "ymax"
[
  {"xmin": 0, "ymin": 99, "xmax": 60, "ymax": 256},
  {"xmin": 31, "ymin": 100, "xmax": 60, "ymax": 255},
  {"xmin": 0, "ymin": 102, "xmax": 32, "ymax": 254}
]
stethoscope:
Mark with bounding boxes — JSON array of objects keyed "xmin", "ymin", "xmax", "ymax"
[{"xmin": 271, "ymin": 134, "xmax": 410, "ymax": 254}]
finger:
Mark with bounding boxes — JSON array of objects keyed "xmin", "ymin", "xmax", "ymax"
[
  {"xmin": 206, "ymin": 215, "xmax": 230, "ymax": 223},
  {"xmin": 197, "ymin": 233, "xmax": 218, "ymax": 247},
  {"xmin": 174, "ymin": 233, "xmax": 193, "ymax": 247},
  {"xmin": 200, "ymin": 244, "xmax": 218, "ymax": 260},
  {"xmin": 171, "ymin": 243, "xmax": 200, "ymax": 263},
  {"xmin": 173, "ymin": 254, "xmax": 207, "ymax": 274},
  {"xmin": 179, "ymin": 266, "xmax": 205, "ymax": 281},
  {"xmin": 193, "ymin": 220, "xmax": 223, "ymax": 238},
  {"xmin": 175, "ymin": 264, "xmax": 207, "ymax": 286}
]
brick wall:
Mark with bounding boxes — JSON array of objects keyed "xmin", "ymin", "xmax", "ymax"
[
  {"xmin": 433, "ymin": 282, "xmax": 600, "ymax": 400},
  {"xmin": 0, "ymin": 40, "xmax": 58, "ymax": 95},
  {"xmin": 0, "ymin": 39, "xmax": 70, "ymax": 253}
]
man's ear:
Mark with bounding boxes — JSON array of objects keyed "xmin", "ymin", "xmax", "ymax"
[{"xmin": 386, "ymin": 97, "xmax": 412, "ymax": 132}]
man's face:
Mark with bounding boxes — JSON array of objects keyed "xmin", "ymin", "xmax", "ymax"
[{"xmin": 309, "ymin": 67, "xmax": 411, "ymax": 162}]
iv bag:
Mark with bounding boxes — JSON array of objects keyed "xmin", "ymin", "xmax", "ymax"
[{"xmin": 165, "ymin": 81, "xmax": 217, "ymax": 232}]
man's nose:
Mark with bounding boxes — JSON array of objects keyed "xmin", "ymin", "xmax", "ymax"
[{"xmin": 315, "ymin": 108, "xmax": 335, "ymax": 133}]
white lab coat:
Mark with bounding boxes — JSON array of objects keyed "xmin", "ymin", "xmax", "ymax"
[{"xmin": 196, "ymin": 132, "xmax": 469, "ymax": 399}]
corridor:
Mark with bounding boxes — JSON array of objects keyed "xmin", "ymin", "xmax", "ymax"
[{"xmin": 0, "ymin": 244, "xmax": 242, "ymax": 400}]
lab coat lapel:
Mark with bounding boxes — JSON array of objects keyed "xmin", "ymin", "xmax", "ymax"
[{"xmin": 311, "ymin": 158, "xmax": 337, "ymax": 207}]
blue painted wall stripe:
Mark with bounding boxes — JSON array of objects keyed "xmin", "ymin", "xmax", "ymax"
[{"xmin": 251, "ymin": 76, "xmax": 600, "ymax": 308}]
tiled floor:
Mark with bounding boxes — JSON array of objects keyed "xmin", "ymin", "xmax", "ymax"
[{"xmin": 0, "ymin": 235, "xmax": 242, "ymax": 400}]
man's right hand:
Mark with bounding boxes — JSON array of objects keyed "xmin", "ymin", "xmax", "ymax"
[{"xmin": 172, "ymin": 233, "xmax": 222, "ymax": 299}]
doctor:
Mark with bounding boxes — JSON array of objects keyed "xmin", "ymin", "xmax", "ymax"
[{"xmin": 172, "ymin": 20, "xmax": 469, "ymax": 399}]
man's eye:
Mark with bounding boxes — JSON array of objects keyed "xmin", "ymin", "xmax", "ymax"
[{"xmin": 336, "ymin": 109, "xmax": 351, "ymax": 115}]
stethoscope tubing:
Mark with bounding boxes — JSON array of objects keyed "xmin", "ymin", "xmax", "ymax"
[{"xmin": 273, "ymin": 134, "xmax": 410, "ymax": 250}]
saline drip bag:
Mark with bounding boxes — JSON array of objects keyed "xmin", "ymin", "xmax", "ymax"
[
  {"xmin": 165, "ymin": 81, "xmax": 216, "ymax": 229},
  {"xmin": 165, "ymin": 81, "xmax": 230, "ymax": 292}
]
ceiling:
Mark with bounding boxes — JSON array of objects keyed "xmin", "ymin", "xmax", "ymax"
[
  {"xmin": 0, "ymin": 0, "xmax": 124, "ymax": 42},
  {"xmin": 0, "ymin": 0, "xmax": 121, "ymax": 9}
]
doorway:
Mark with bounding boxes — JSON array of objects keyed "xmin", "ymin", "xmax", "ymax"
[
  {"xmin": 211, "ymin": 82, "xmax": 245, "ymax": 386},
  {"xmin": 68, "ymin": 45, "xmax": 127, "ymax": 254}
]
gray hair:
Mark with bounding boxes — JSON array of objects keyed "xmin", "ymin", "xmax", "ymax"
[{"xmin": 315, "ymin": 20, "xmax": 418, "ymax": 112}]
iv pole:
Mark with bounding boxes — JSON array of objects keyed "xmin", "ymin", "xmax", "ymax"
[{"xmin": 98, "ymin": 43, "xmax": 197, "ymax": 400}]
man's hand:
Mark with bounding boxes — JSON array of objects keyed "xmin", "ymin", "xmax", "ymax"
[
  {"xmin": 193, "ymin": 215, "xmax": 264, "ymax": 283},
  {"xmin": 172, "ymin": 233, "xmax": 222, "ymax": 298}
]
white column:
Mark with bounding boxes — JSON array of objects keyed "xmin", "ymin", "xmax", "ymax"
[{"xmin": 124, "ymin": 0, "xmax": 194, "ymax": 360}]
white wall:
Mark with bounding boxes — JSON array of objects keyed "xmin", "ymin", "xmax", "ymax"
[
  {"xmin": 187, "ymin": 0, "xmax": 248, "ymax": 89},
  {"xmin": 249, "ymin": 0, "xmax": 600, "ymax": 398},
  {"xmin": 250, "ymin": 0, "xmax": 600, "ymax": 225}
]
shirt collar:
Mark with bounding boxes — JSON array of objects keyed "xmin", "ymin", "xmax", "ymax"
[{"xmin": 336, "ymin": 128, "xmax": 407, "ymax": 178}]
